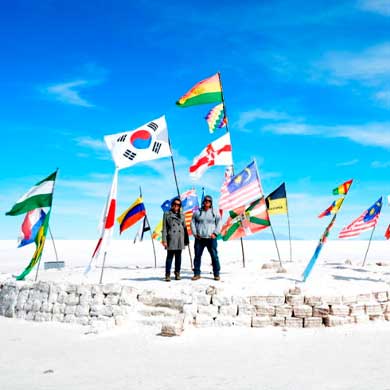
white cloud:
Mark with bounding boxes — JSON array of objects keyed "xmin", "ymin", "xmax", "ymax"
[
  {"xmin": 235, "ymin": 109, "xmax": 292, "ymax": 132},
  {"xmin": 43, "ymin": 80, "xmax": 95, "ymax": 107},
  {"xmin": 336, "ymin": 159, "xmax": 359, "ymax": 167},
  {"xmin": 74, "ymin": 136, "xmax": 107, "ymax": 151},
  {"xmin": 371, "ymin": 160, "xmax": 390, "ymax": 168},
  {"xmin": 263, "ymin": 121, "xmax": 390, "ymax": 149},
  {"xmin": 358, "ymin": 0, "xmax": 390, "ymax": 16}
]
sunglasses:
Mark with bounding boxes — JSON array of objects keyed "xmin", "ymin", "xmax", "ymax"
[
  {"xmin": 204, "ymin": 199, "xmax": 212, "ymax": 203},
  {"xmin": 173, "ymin": 203, "xmax": 181, "ymax": 206}
]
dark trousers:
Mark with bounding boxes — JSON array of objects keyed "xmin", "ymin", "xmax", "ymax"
[
  {"xmin": 165, "ymin": 250, "xmax": 182, "ymax": 275},
  {"xmin": 193, "ymin": 238, "xmax": 220, "ymax": 277}
]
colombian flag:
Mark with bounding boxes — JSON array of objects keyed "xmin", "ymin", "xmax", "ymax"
[
  {"xmin": 176, "ymin": 73, "xmax": 222, "ymax": 107},
  {"xmin": 117, "ymin": 197, "xmax": 146, "ymax": 234}
]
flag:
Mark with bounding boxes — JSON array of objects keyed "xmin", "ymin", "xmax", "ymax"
[
  {"xmin": 16, "ymin": 210, "xmax": 51, "ymax": 280},
  {"xmin": 181, "ymin": 189, "xmax": 199, "ymax": 236},
  {"xmin": 176, "ymin": 73, "xmax": 222, "ymax": 107},
  {"xmin": 385, "ymin": 224, "xmax": 390, "ymax": 240},
  {"xmin": 219, "ymin": 161, "xmax": 263, "ymax": 212},
  {"xmin": 302, "ymin": 213, "xmax": 337, "ymax": 282},
  {"xmin": 189, "ymin": 132, "xmax": 232, "ymax": 179},
  {"xmin": 133, "ymin": 217, "xmax": 151, "ymax": 243},
  {"xmin": 339, "ymin": 197, "xmax": 382, "ymax": 239},
  {"xmin": 152, "ymin": 219, "xmax": 163, "ymax": 242},
  {"xmin": 161, "ymin": 198, "xmax": 173, "ymax": 212},
  {"xmin": 6, "ymin": 171, "xmax": 57, "ymax": 216},
  {"xmin": 332, "ymin": 179, "xmax": 353, "ymax": 195},
  {"xmin": 86, "ymin": 170, "xmax": 118, "ymax": 273},
  {"xmin": 205, "ymin": 103, "xmax": 226, "ymax": 133},
  {"xmin": 104, "ymin": 116, "xmax": 172, "ymax": 170},
  {"xmin": 117, "ymin": 197, "xmax": 146, "ymax": 234},
  {"xmin": 318, "ymin": 198, "xmax": 345, "ymax": 218},
  {"xmin": 265, "ymin": 183, "xmax": 288, "ymax": 215},
  {"xmin": 221, "ymin": 197, "xmax": 270, "ymax": 241},
  {"xmin": 17, "ymin": 208, "xmax": 47, "ymax": 248}
]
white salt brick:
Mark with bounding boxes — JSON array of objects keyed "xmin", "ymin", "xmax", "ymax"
[
  {"xmin": 293, "ymin": 305, "xmax": 312, "ymax": 318},
  {"xmin": 285, "ymin": 318, "xmax": 303, "ymax": 328},
  {"xmin": 330, "ymin": 304, "xmax": 350, "ymax": 317},
  {"xmin": 304, "ymin": 317, "xmax": 323, "ymax": 328},
  {"xmin": 252, "ymin": 316, "xmax": 271, "ymax": 328}
]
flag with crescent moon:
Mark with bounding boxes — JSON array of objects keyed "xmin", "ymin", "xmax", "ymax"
[{"xmin": 219, "ymin": 161, "xmax": 263, "ymax": 212}]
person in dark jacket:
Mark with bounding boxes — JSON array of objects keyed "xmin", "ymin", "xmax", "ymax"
[
  {"xmin": 162, "ymin": 197, "xmax": 189, "ymax": 282},
  {"xmin": 190, "ymin": 195, "xmax": 222, "ymax": 281}
]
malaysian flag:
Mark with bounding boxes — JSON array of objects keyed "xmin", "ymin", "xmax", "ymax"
[
  {"xmin": 338, "ymin": 197, "xmax": 382, "ymax": 239},
  {"xmin": 219, "ymin": 161, "xmax": 263, "ymax": 212}
]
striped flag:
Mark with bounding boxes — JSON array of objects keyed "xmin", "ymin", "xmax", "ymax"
[
  {"xmin": 218, "ymin": 161, "xmax": 263, "ymax": 212},
  {"xmin": 385, "ymin": 224, "xmax": 390, "ymax": 240},
  {"xmin": 332, "ymin": 179, "xmax": 353, "ymax": 195},
  {"xmin": 339, "ymin": 197, "xmax": 382, "ymax": 239},
  {"xmin": 180, "ymin": 189, "xmax": 199, "ymax": 236},
  {"xmin": 117, "ymin": 197, "xmax": 146, "ymax": 234},
  {"xmin": 6, "ymin": 171, "xmax": 57, "ymax": 216},
  {"xmin": 152, "ymin": 219, "xmax": 163, "ymax": 242}
]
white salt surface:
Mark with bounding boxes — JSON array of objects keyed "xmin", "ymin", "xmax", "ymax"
[{"xmin": 1, "ymin": 240, "xmax": 390, "ymax": 389}]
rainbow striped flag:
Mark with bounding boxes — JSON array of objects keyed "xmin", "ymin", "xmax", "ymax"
[
  {"xmin": 176, "ymin": 73, "xmax": 222, "ymax": 107},
  {"xmin": 117, "ymin": 197, "xmax": 146, "ymax": 234},
  {"xmin": 205, "ymin": 103, "xmax": 226, "ymax": 133},
  {"xmin": 332, "ymin": 179, "xmax": 353, "ymax": 195}
]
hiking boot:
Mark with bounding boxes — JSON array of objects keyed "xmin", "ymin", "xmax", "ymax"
[
  {"xmin": 191, "ymin": 275, "xmax": 201, "ymax": 281},
  {"xmin": 164, "ymin": 274, "xmax": 171, "ymax": 282},
  {"xmin": 214, "ymin": 275, "xmax": 220, "ymax": 281},
  {"xmin": 174, "ymin": 272, "xmax": 181, "ymax": 280}
]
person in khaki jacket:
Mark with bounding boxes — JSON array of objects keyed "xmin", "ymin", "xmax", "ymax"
[{"xmin": 162, "ymin": 197, "xmax": 189, "ymax": 282}]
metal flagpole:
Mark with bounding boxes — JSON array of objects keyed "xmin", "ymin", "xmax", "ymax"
[
  {"xmin": 285, "ymin": 189, "xmax": 292, "ymax": 262},
  {"xmin": 270, "ymin": 222, "xmax": 282, "ymax": 267},
  {"xmin": 139, "ymin": 186, "xmax": 157, "ymax": 268},
  {"xmin": 48, "ymin": 227, "xmax": 59, "ymax": 262},
  {"xmin": 217, "ymin": 71, "xmax": 246, "ymax": 267},
  {"xmin": 168, "ymin": 138, "xmax": 193, "ymax": 270},
  {"xmin": 362, "ymin": 225, "xmax": 376, "ymax": 267}
]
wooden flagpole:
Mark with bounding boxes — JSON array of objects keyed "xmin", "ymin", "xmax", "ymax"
[
  {"xmin": 168, "ymin": 138, "xmax": 193, "ymax": 270},
  {"xmin": 139, "ymin": 186, "xmax": 157, "ymax": 268},
  {"xmin": 362, "ymin": 225, "xmax": 376, "ymax": 267},
  {"xmin": 217, "ymin": 71, "xmax": 246, "ymax": 267},
  {"xmin": 35, "ymin": 168, "xmax": 59, "ymax": 282}
]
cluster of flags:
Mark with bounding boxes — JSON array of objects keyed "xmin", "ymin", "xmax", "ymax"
[
  {"xmin": 5, "ymin": 171, "xmax": 57, "ymax": 280},
  {"xmin": 4, "ymin": 71, "xmax": 390, "ymax": 282}
]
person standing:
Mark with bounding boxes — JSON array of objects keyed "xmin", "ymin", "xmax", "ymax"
[
  {"xmin": 162, "ymin": 197, "xmax": 189, "ymax": 282},
  {"xmin": 190, "ymin": 195, "xmax": 222, "ymax": 281}
]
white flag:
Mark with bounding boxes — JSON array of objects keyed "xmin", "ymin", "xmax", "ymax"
[
  {"xmin": 104, "ymin": 116, "xmax": 172, "ymax": 170},
  {"xmin": 189, "ymin": 132, "xmax": 233, "ymax": 179}
]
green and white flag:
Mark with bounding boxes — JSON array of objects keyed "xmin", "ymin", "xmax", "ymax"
[{"xmin": 6, "ymin": 171, "xmax": 57, "ymax": 216}]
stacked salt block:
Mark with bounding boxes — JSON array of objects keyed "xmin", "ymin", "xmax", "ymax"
[
  {"xmin": 0, "ymin": 281, "xmax": 138, "ymax": 327},
  {"xmin": 1, "ymin": 281, "xmax": 390, "ymax": 331}
]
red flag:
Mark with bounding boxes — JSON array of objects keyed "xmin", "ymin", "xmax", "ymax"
[
  {"xmin": 385, "ymin": 224, "xmax": 390, "ymax": 240},
  {"xmin": 86, "ymin": 169, "xmax": 118, "ymax": 273}
]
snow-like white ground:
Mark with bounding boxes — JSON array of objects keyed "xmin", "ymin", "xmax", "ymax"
[{"xmin": 1, "ymin": 239, "xmax": 390, "ymax": 389}]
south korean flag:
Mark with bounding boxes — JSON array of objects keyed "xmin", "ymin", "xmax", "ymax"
[{"xmin": 104, "ymin": 115, "xmax": 172, "ymax": 170}]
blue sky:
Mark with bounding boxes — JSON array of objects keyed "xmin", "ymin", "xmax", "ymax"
[{"xmin": 1, "ymin": 0, "xmax": 390, "ymax": 242}]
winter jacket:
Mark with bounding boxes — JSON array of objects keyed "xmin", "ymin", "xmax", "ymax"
[
  {"xmin": 162, "ymin": 211, "xmax": 189, "ymax": 250},
  {"xmin": 191, "ymin": 208, "xmax": 222, "ymax": 239}
]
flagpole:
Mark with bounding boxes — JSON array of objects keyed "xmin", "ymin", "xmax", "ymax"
[
  {"xmin": 270, "ymin": 224, "xmax": 282, "ymax": 267},
  {"xmin": 168, "ymin": 138, "xmax": 193, "ymax": 270},
  {"xmin": 99, "ymin": 251, "xmax": 107, "ymax": 284},
  {"xmin": 362, "ymin": 226, "xmax": 376, "ymax": 267},
  {"xmin": 286, "ymin": 194, "xmax": 292, "ymax": 262},
  {"xmin": 140, "ymin": 186, "xmax": 157, "ymax": 268},
  {"xmin": 217, "ymin": 71, "xmax": 246, "ymax": 267},
  {"xmin": 35, "ymin": 168, "xmax": 59, "ymax": 281}
]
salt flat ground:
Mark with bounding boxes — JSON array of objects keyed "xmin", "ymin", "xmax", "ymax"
[
  {"xmin": 1, "ymin": 317, "xmax": 390, "ymax": 390},
  {"xmin": 1, "ymin": 240, "xmax": 390, "ymax": 389}
]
